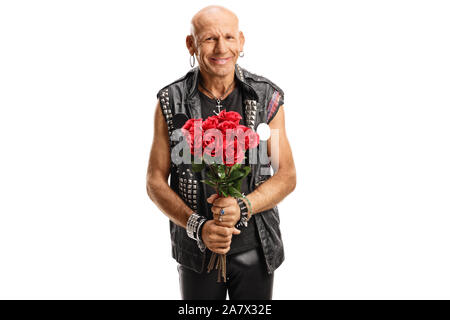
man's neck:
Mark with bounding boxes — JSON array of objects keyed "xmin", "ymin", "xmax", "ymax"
[{"xmin": 198, "ymin": 70, "xmax": 236, "ymax": 98}]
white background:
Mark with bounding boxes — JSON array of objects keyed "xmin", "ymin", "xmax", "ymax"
[{"xmin": 1, "ymin": 0, "xmax": 449, "ymax": 299}]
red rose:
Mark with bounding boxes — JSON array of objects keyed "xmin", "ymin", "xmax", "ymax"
[
  {"xmin": 202, "ymin": 116, "xmax": 219, "ymax": 131},
  {"xmin": 217, "ymin": 110, "xmax": 242, "ymax": 125},
  {"xmin": 217, "ymin": 120, "xmax": 237, "ymax": 134}
]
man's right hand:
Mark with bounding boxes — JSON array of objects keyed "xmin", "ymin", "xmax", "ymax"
[{"xmin": 201, "ymin": 220, "xmax": 241, "ymax": 254}]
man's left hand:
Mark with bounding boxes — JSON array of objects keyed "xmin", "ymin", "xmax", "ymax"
[{"xmin": 207, "ymin": 194, "xmax": 241, "ymax": 229}]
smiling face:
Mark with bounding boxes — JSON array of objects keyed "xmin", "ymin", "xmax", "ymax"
[{"xmin": 187, "ymin": 6, "xmax": 245, "ymax": 79}]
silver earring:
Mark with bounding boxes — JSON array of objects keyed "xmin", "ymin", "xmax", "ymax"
[
  {"xmin": 239, "ymin": 51, "xmax": 244, "ymax": 58},
  {"xmin": 190, "ymin": 54, "xmax": 196, "ymax": 67}
]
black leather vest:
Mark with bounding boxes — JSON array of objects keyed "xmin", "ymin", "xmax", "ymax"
[{"xmin": 156, "ymin": 64, "xmax": 285, "ymax": 274}]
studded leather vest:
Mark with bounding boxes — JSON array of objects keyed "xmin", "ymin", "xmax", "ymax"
[{"xmin": 156, "ymin": 64, "xmax": 285, "ymax": 274}]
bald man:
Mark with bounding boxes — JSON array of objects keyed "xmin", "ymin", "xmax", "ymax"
[{"xmin": 147, "ymin": 5, "xmax": 296, "ymax": 300}]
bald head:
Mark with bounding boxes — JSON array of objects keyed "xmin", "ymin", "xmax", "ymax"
[{"xmin": 190, "ymin": 5, "xmax": 239, "ymax": 45}]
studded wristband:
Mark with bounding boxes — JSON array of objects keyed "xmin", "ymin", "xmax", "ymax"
[
  {"xmin": 186, "ymin": 212, "xmax": 202, "ymax": 239},
  {"xmin": 186, "ymin": 212, "xmax": 207, "ymax": 252},
  {"xmin": 236, "ymin": 198, "xmax": 250, "ymax": 229}
]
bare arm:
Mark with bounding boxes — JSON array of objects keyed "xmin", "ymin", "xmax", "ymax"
[
  {"xmin": 146, "ymin": 100, "xmax": 193, "ymax": 229},
  {"xmin": 244, "ymin": 105, "xmax": 297, "ymax": 214}
]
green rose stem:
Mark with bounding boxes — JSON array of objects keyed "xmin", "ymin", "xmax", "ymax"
[
  {"xmin": 207, "ymin": 185, "xmax": 227, "ymax": 283},
  {"xmin": 206, "ymin": 166, "xmax": 231, "ymax": 283}
]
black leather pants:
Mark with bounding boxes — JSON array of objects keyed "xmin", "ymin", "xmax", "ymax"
[{"xmin": 177, "ymin": 246, "xmax": 274, "ymax": 300}]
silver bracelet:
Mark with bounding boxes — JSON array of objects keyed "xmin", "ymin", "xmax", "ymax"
[
  {"xmin": 186, "ymin": 212, "xmax": 207, "ymax": 252},
  {"xmin": 186, "ymin": 212, "xmax": 201, "ymax": 239}
]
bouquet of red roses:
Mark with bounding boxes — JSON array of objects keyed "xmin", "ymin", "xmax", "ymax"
[{"xmin": 181, "ymin": 110, "xmax": 260, "ymax": 282}]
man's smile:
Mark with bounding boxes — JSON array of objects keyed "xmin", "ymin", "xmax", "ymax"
[{"xmin": 210, "ymin": 57, "xmax": 232, "ymax": 65}]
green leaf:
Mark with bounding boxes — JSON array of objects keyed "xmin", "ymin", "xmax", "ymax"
[
  {"xmin": 229, "ymin": 163, "xmax": 241, "ymax": 175},
  {"xmin": 200, "ymin": 179, "xmax": 218, "ymax": 188},
  {"xmin": 206, "ymin": 170, "xmax": 219, "ymax": 182},
  {"xmin": 217, "ymin": 165, "xmax": 226, "ymax": 179},
  {"xmin": 227, "ymin": 165, "xmax": 251, "ymax": 182},
  {"xmin": 242, "ymin": 166, "xmax": 251, "ymax": 177},
  {"xmin": 232, "ymin": 179, "xmax": 243, "ymax": 192},
  {"xmin": 228, "ymin": 169, "xmax": 245, "ymax": 181},
  {"xmin": 228, "ymin": 186, "xmax": 243, "ymax": 198}
]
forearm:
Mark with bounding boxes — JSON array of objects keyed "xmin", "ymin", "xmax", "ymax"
[
  {"xmin": 147, "ymin": 179, "xmax": 193, "ymax": 229},
  {"xmin": 244, "ymin": 169, "xmax": 296, "ymax": 215}
]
